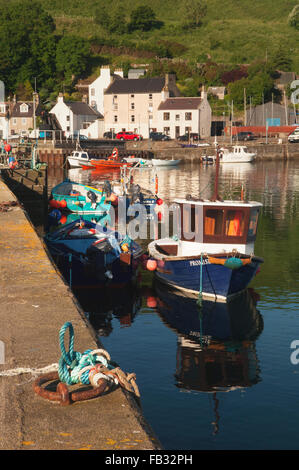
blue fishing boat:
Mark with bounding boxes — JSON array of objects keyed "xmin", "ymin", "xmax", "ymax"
[
  {"xmin": 50, "ymin": 180, "xmax": 111, "ymax": 215},
  {"xmin": 45, "ymin": 218, "xmax": 144, "ymax": 288},
  {"xmin": 148, "ymin": 147, "xmax": 263, "ymax": 302}
]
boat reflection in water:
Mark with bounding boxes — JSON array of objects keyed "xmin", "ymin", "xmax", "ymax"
[
  {"xmin": 74, "ymin": 282, "xmax": 142, "ymax": 336},
  {"xmin": 154, "ymin": 282, "xmax": 263, "ymax": 432}
]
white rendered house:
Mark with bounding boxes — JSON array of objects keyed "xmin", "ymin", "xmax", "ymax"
[
  {"xmin": 50, "ymin": 94, "xmax": 102, "ymax": 137},
  {"xmin": 157, "ymin": 90, "xmax": 212, "ymax": 139},
  {"xmin": 103, "ymin": 74, "xmax": 180, "ymax": 138},
  {"xmin": 88, "ymin": 66, "xmax": 124, "ymax": 115}
]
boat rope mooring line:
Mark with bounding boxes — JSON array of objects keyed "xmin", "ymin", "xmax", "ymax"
[{"xmin": 0, "ymin": 363, "xmax": 58, "ymax": 377}]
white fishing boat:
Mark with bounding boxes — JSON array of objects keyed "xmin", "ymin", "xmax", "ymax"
[
  {"xmin": 67, "ymin": 150, "xmax": 93, "ymax": 167},
  {"xmin": 151, "ymin": 158, "xmax": 181, "ymax": 167},
  {"xmin": 123, "ymin": 156, "xmax": 181, "ymax": 167},
  {"xmin": 219, "ymin": 146, "xmax": 256, "ymax": 163}
]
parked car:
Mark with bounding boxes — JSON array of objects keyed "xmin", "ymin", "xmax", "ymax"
[
  {"xmin": 103, "ymin": 131, "xmax": 116, "ymax": 139},
  {"xmin": 177, "ymin": 133, "xmax": 200, "ymax": 141},
  {"xmin": 149, "ymin": 132, "xmax": 171, "ymax": 141},
  {"xmin": 116, "ymin": 131, "xmax": 143, "ymax": 141},
  {"xmin": 232, "ymin": 131, "xmax": 255, "ymax": 141},
  {"xmin": 288, "ymin": 127, "xmax": 299, "ymax": 143}
]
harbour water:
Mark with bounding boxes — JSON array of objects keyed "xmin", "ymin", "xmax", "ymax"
[{"xmin": 48, "ymin": 159, "xmax": 299, "ymax": 450}]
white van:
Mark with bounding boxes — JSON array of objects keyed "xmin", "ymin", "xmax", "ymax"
[{"xmin": 288, "ymin": 127, "xmax": 299, "ymax": 142}]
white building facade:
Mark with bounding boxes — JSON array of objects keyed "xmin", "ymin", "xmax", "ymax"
[
  {"xmin": 157, "ymin": 92, "xmax": 212, "ymax": 139},
  {"xmin": 50, "ymin": 94, "xmax": 102, "ymax": 137},
  {"xmin": 88, "ymin": 66, "xmax": 124, "ymax": 114},
  {"xmin": 103, "ymin": 74, "xmax": 180, "ymax": 138}
]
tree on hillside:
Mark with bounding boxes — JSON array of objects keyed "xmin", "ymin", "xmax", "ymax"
[
  {"xmin": 0, "ymin": 0, "xmax": 56, "ymax": 90},
  {"xmin": 182, "ymin": 0, "xmax": 208, "ymax": 28},
  {"xmin": 270, "ymin": 46, "xmax": 293, "ymax": 72},
  {"xmin": 288, "ymin": 5, "xmax": 299, "ymax": 30},
  {"xmin": 94, "ymin": 4, "xmax": 128, "ymax": 33},
  {"xmin": 128, "ymin": 5, "xmax": 163, "ymax": 32},
  {"xmin": 227, "ymin": 71, "xmax": 276, "ymax": 110},
  {"xmin": 56, "ymin": 35, "xmax": 91, "ymax": 84}
]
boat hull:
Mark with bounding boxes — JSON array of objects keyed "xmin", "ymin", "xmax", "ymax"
[
  {"xmin": 151, "ymin": 255, "xmax": 262, "ymax": 302},
  {"xmin": 45, "ymin": 220, "xmax": 143, "ymax": 288},
  {"xmin": 90, "ymin": 160, "xmax": 132, "ymax": 169},
  {"xmin": 67, "ymin": 157, "xmax": 92, "ymax": 167}
]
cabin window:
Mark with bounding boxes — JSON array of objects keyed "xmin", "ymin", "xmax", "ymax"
[
  {"xmin": 204, "ymin": 209, "xmax": 223, "ymax": 235},
  {"xmin": 74, "ymin": 152, "xmax": 79, "ymax": 157},
  {"xmin": 248, "ymin": 208, "xmax": 259, "ymax": 239},
  {"xmin": 225, "ymin": 210, "xmax": 245, "ymax": 237},
  {"xmin": 81, "ymin": 153, "xmax": 88, "ymax": 159}
]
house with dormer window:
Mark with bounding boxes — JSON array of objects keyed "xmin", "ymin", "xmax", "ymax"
[{"xmin": 8, "ymin": 93, "xmax": 42, "ymax": 136}]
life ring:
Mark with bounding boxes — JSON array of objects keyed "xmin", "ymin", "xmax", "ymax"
[{"xmin": 109, "ymin": 147, "xmax": 119, "ymax": 160}]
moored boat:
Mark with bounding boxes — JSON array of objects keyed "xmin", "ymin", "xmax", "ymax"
[
  {"xmin": 67, "ymin": 150, "xmax": 93, "ymax": 168},
  {"xmin": 45, "ymin": 218, "xmax": 144, "ymax": 287},
  {"xmin": 220, "ymin": 145, "xmax": 256, "ymax": 163},
  {"xmin": 50, "ymin": 180, "xmax": 111, "ymax": 214},
  {"xmin": 147, "ymin": 147, "xmax": 263, "ymax": 302}
]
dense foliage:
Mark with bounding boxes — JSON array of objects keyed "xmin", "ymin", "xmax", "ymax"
[{"xmin": 0, "ymin": 0, "xmax": 297, "ymax": 113}]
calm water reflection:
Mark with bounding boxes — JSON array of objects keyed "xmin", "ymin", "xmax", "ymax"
[{"xmin": 51, "ymin": 159, "xmax": 299, "ymax": 449}]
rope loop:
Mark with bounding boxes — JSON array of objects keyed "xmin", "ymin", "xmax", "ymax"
[{"xmin": 57, "ymin": 322, "xmax": 139, "ymax": 397}]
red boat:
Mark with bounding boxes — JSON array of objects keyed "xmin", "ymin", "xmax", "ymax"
[{"xmin": 88, "ymin": 148, "xmax": 133, "ymax": 170}]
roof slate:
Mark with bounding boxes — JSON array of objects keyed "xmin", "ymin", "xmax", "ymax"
[
  {"xmin": 158, "ymin": 97, "xmax": 203, "ymax": 110},
  {"xmin": 105, "ymin": 77, "xmax": 166, "ymax": 95},
  {"xmin": 65, "ymin": 101, "xmax": 102, "ymax": 117}
]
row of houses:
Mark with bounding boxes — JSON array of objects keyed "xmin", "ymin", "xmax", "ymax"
[
  {"xmin": 51, "ymin": 67, "xmax": 212, "ymax": 140},
  {"xmin": 0, "ymin": 66, "xmax": 212, "ymax": 140},
  {"xmin": 0, "ymin": 67, "xmax": 297, "ymax": 140}
]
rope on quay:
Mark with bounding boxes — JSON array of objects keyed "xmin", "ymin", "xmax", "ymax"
[
  {"xmin": 32, "ymin": 321, "xmax": 140, "ymax": 405},
  {"xmin": 0, "ymin": 363, "xmax": 58, "ymax": 377}
]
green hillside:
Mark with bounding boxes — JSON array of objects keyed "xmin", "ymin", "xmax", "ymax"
[
  {"xmin": 0, "ymin": 0, "xmax": 298, "ymax": 110},
  {"xmin": 41, "ymin": 0, "xmax": 299, "ymax": 70}
]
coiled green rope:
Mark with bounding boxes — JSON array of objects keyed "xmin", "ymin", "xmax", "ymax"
[{"xmin": 58, "ymin": 322, "xmax": 111, "ymax": 386}]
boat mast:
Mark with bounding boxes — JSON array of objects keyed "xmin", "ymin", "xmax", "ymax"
[{"xmin": 211, "ymin": 146, "xmax": 221, "ymax": 201}]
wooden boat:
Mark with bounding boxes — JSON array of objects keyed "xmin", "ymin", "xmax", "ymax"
[
  {"xmin": 147, "ymin": 147, "xmax": 263, "ymax": 302},
  {"xmin": 45, "ymin": 218, "xmax": 144, "ymax": 288},
  {"xmin": 50, "ymin": 180, "xmax": 111, "ymax": 215}
]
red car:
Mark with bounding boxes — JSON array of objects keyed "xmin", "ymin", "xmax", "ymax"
[{"xmin": 116, "ymin": 131, "xmax": 142, "ymax": 141}]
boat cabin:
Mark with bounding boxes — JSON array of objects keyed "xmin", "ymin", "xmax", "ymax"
[
  {"xmin": 166, "ymin": 199, "xmax": 262, "ymax": 255},
  {"xmin": 224, "ymin": 146, "xmax": 249, "ymax": 154},
  {"xmin": 70, "ymin": 151, "xmax": 89, "ymax": 160}
]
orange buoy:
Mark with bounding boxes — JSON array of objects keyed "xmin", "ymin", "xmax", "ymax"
[
  {"xmin": 146, "ymin": 259, "xmax": 157, "ymax": 271},
  {"xmin": 60, "ymin": 215, "xmax": 67, "ymax": 224},
  {"xmin": 147, "ymin": 296, "xmax": 157, "ymax": 308},
  {"xmin": 156, "ymin": 198, "xmax": 163, "ymax": 206},
  {"xmin": 59, "ymin": 199, "xmax": 67, "ymax": 208}
]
